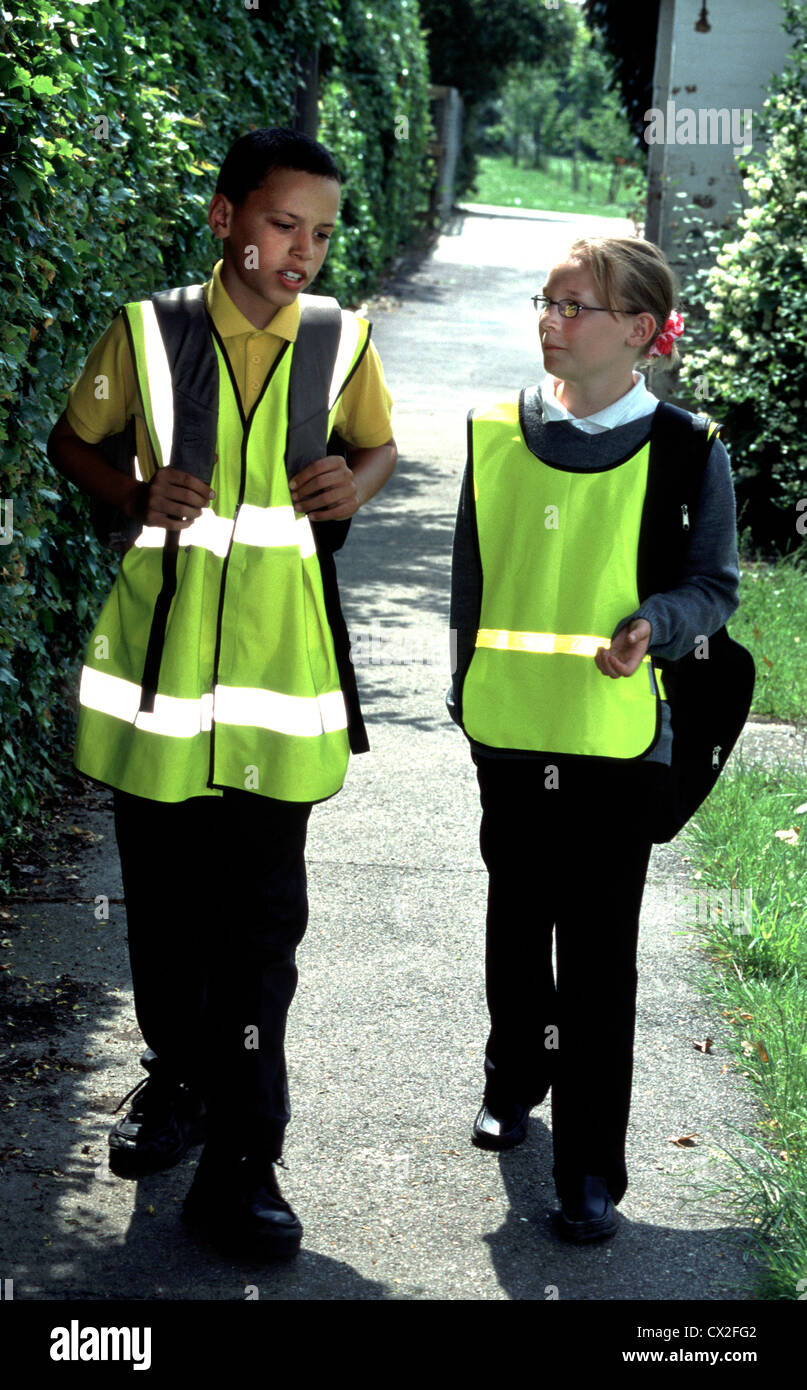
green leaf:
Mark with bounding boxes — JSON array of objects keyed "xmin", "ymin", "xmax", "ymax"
[{"xmin": 30, "ymin": 75, "xmax": 60, "ymax": 96}]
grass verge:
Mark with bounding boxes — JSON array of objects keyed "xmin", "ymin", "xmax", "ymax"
[
  {"xmin": 468, "ymin": 153, "xmax": 642, "ymax": 220},
  {"xmin": 676, "ymin": 542, "xmax": 807, "ymax": 1299},
  {"xmin": 730, "ymin": 545, "xmax": 807, "ymax": 722}
]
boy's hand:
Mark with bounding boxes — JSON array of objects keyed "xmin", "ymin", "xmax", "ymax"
[
  {"xmin": 288, "ymin": 455, "xmax": 360, "ymax": 521},
  {"xmin": 137, "ymin": 468, "xmax": 216, "ymax": 530},
  {"xmin": 595, "ymin": 619, "xmax": 652, "ymax": 678}
]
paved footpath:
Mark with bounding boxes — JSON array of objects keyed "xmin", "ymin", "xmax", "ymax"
[{"xmin": 1, "ymin": 207, "xmax": 772, "ymax": 1304}]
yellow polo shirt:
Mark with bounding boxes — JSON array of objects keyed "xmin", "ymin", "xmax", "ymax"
[{"xmin": 66, "ymin": 260, "xmax": 393, "ymax": 479}]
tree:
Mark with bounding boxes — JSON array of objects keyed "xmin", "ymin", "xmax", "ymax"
[
  {"xmin": 580, "ymin": 86, "xmax": 639, "ymax": 200},
  {"xmin": 483, "ymin": 6, "xmax": 639, "ymax": 194},
  {"xmin": 585, "ymin": 0, "xmax": 661, "ymax": 143},
  {"xmin": 492, "ymin": 65, "xmax": 562, "ymax": 170},
  {"xmin": 418, "ymin": 0, "xmax": 578, "ymax": 192}
]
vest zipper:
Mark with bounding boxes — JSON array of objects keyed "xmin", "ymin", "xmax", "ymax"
[
  {"xmin": 208, "ymin": 434, "xmax": 249, "ymax": 788},
  {"xmin": 712, "ymin": 744, "xmax": 721, "ymax": 769},
  {"xmin": 681, "ymin": 503, "xmax": 690, "ymax": 531},
  {"xmin": 206, "ymin": 337, "xmax": 291, "ymax": 790}
]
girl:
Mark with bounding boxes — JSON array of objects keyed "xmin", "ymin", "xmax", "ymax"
[{"xmin": 448, "ymin": 236, "xmax": 741, "ymax": 1242}]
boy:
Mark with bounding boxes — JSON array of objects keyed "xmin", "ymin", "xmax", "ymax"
[{"xmin": 47, "ymin": 127, "xmax": 397, "ymax": 1257}]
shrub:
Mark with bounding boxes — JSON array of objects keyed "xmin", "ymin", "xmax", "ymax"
[{"xmin": 678, "ymin": 0, "xmax": 807, "ymax": 555}]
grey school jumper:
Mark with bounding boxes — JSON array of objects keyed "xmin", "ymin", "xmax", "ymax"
[{"xmin": 447, "ymin": 384, "xmax": 741, "ymax": 766}]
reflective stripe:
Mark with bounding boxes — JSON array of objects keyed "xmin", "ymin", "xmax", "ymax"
[
  {"xmin": 329, "ymin": 311, "xmax": 363, "ymax": 408},
  {"xmin": 134, "ymin": 509, "xmax": 233, "ymax": 556},
  {"xmin": 233, "ymin": 504, "xmax": 316, "ymax": 558},
  {"xmin": 80, "ymin": 666, "xmax": 207, "ymax": 737},
  {"xmin": 79, "ymin": 665, "xmax": 346, "ymax": 738},
  {"xmin": 132, "ymin": 504, "xmax": 316, "ymax": 559},
  {"xmin": 212, "ymin": 686, "xmax": 347, "ymax": 736},
  {"xmin": 477, "ymin": 628, "xmax": 605, "ymax": 657},
  {"xmin": 475, "ymin": 628, "xmax": 655, "ymax": 665},
  {"xmin": 139, "ymin": 300, "xmax": 174, "ymax": 470}
]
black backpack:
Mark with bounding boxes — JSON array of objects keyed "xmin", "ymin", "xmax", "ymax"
[{"xmin": 640, "ymin": 402, "xmax": 755, "ymax": 843}]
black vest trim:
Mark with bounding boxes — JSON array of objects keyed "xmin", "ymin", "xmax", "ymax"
[
  {"xmin": 138, "ymin": 531, "xmax": 179, "ymax": 714},
  {"xmin": 518, "ymin": 387, "xmax": 655, "ymax": 473}
]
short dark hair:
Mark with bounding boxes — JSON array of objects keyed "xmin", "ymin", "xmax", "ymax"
[{"xmin": 216, "ymin": 127, "xmax": 341, "ymax": 205}]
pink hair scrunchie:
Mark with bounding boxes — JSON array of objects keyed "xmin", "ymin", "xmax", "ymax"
[{"xmin": 647, "ymin": 309, "xmax": 684, "ymax": 357}]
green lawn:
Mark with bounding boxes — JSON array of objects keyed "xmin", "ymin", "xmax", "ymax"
[
  {"xmin": 469, "ymin": 153, "xmax": 642, "ymax": 220},
  {"xmin": 679, "ymin": 547, "xmax": 807, "ymax": 1299},
  {"xmin": 728, "ymin": 549, "xmax": 807, "ymax": 722}
]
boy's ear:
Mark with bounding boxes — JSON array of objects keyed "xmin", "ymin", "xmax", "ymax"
[{"xmin": 208, "ymin": 192, "xmax": 233, "ymax": 241}]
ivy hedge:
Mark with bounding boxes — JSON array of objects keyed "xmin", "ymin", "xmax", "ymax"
[{"xmin": 0, "ymin": 0, "xmax": 433, "ymax": 889}]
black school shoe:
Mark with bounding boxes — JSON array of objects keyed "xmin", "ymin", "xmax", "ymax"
[
  {"xmin": 553, "ymin": 1175, "xmax": 619, "ymax": 1243},
  {"xmin": 108, "ymin": 1074, "xmax": 207, "ymax": 1179},
  {"xmin": 471, "ymin": 1076, "xmax": 550, "ymax": 1151},
  {"xmin": 182, "ymin": 1145, "xmax": 303, "ymax": 1259},
  {"xmin": 472, "ymin": 1098, "xmax": 533, "ymax": 1150}
]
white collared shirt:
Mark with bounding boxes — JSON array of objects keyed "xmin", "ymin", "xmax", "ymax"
[{"xmin": 540, "ymin": 370, "xmax": 658, "ymax": 433}]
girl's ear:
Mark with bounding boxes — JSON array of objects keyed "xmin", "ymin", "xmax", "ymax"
[{"xmin": 628, "ymin": 311, "xmax": 658, "ymax": 354}]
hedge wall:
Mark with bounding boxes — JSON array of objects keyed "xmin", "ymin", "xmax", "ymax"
[{"xmin": 0, "ymin": 0, "xmax": 432, "ymax": 889}]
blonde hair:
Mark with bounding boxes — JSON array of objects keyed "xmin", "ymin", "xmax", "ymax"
[{"xmin": 566, "ymin": 236, "xmax": 680, "ymax": 371}]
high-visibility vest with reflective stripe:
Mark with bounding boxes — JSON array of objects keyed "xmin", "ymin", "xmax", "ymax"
[
  {"xmin": 74, "ymin": 298, "xmax": 370, "ymax": 803},
  {"xmin": 461, "ymin": 397, "xmax": 670, "ymax": 759}
]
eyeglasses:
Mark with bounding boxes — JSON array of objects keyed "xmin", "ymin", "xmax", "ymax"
[{"xmin": 531, "ymin": 295, "xmax": 631, "ymax": 319}]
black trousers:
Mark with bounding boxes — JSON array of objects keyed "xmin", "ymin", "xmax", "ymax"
[
  {"xmin": 475, "ymin": 753, "xmax": 664, "ymax": 1206},
  {"xmin": 112, "ymin": 787, "xmax": 312, "ymax": 1160}
]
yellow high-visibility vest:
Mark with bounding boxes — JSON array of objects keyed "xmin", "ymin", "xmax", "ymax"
[
  {"xmin": 461, "ymin": 396, "xmax": 669, "ymax": 758},
  {"xmin": 74, "ymin": 294, "xmax": 370, "ymax": 802}
]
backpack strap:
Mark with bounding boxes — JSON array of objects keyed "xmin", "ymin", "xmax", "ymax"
[
  {"xmin": 290, "ymin": 295, "xmax": 369, "ymax": 754},
  {"xmin": 150, "ymin": 284, "xmax": 218, "ymax": 483},
  {"xmin": 286, "ymin": 295, "xmax": 343, "ymax": 480},
  {"xmin": 635, "ymin": 401, "xmax": 755, "ymax": 841},
  {"xmin": 637, "ymin": 400, "xmax": 718, "ymax": 608},
  {"xmin": 137, "ymin": 285, "xmax": 217, "ymax": 711},
  {"xmin": 90, "ymin": 416, "xmax": 140, "ymax": 554}
]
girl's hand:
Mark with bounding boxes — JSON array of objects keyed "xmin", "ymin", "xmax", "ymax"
[{"xmin": 595, "ymin": 619, "xmax": 652, "ymax": 678}]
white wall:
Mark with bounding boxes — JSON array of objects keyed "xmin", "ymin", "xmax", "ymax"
[{"xmin": 645, "ymin": 0, "xmax": 794, "ymax": 272}]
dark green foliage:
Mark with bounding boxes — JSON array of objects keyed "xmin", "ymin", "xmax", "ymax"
[
  {"xmin": 418, "ymin": 0, "xmax": 576, "ymax": 195},
  {"xmin": 585, "ymin": 0, "xmax": 661, "ymax": 144},
  {"xmin": 0, "ymin": 0, "xmax": 432, "ymax": 888},
  {"xmin": 317, "ymin": 0, "xmax": 433, "ymax": 298}
]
